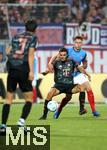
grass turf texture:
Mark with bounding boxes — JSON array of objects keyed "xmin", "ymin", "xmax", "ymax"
[{"xmin": 0, "ymin": 103, "xmax": 107, "ymax": 150}]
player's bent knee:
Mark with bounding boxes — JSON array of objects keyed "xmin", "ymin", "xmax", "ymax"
[
  {"xmin": 46, "ymin": 88, "xmax": 59, "ymax": 100},
  {"xmin": 5, "ymin": 92, "xmax": 14, "ymax": 104},
  {"xmin": 23, "ymin": 92, "xmax": 33, "ymax": 102},
  {"xmin": 82, "ymin": 82, "xmax": 92, "ymax": 91},
  {"xmin": 46, "ymin": 92, "xmax": 55, "ymax": 100},
  {"xmin": 77, "ymin": 85, "xmax": 85, "ymax": 92}
]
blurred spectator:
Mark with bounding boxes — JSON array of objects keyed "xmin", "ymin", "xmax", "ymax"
[
  {"xmin": 0, "ymin": 0, "xmax": 107, "ymax": 40},
  {"xmin": 0, "ymin": 0, "xmax": 8, "ymax": 3},
  {"xmin": 0, "ymin": 52, "xmax": 7, "ymax": 73},
  {"xmin": 102, "ymin": 3, "xmax": 107, "ymax": 18},
  {"xmin": 75, "ymin": 9, "xmax": 84, "ymax": 25},
  {"xmin": 101, "ymin": 17, "xmax": 107, "ymax": 24},
  {"xmin": 0, "ymin": 5, "xmax": 8, "ymax": 39}
]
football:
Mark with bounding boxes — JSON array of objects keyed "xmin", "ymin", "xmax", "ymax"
[{"xmin": 47, "ymin": 100, "xmax": 58, "ymax": 112}]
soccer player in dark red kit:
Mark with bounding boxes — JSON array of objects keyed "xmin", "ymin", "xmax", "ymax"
[{"xmin": 0, "ymin": 20, "xmax": 38, "ymax": 134}]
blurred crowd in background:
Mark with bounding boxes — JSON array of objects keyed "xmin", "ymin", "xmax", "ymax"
[
  {"xmin": 0, "ymin": 0, "xmax": 107, "ymax": 39},
  {"xmin": 0, "ymin": 0, "xmax": 107, "ymax": 72}
]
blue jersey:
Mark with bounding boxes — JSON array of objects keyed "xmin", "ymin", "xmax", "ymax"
[{"xmin": 67, "ymin": 47, "xmax": 87, "ymax": 76}]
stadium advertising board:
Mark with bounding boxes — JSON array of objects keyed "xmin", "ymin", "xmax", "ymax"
[
  {"xmin": 0, "ymin": 73, "xmax": 107, "ymax": 103},
  {"xmin": 36, "ymin": 49, "xmax": 107, "ymax": 73},
  {"xmin": 9, "ymin": 24, "xmax": 63, "ymax": 49},
  {"xmin": 65, "ymin": 23, "xmax": 107, "ymax": 49}
]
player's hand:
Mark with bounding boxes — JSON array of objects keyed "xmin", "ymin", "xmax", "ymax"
[
  {"xmin": 48, "ymin": 63, "xmax": 54, "ymax": 73},
  {"xmin": 29, "ymin": 71, "xmax": 34, "ymax": 81}
]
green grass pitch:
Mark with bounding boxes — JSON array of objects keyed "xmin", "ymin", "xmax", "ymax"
[{"xmin": 0, "ymin": 103, "xmax": 107, "ymax": 150}]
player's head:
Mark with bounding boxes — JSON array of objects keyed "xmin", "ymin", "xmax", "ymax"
[
  {"xmin": 73, "ymin": 35, "xmax": 83, "ymax": 50},
  {"xmin": 59, "ymin": 47, "xmax": 68, "ymax": 61},
  {"xmin": 25, "ymin": 20, "xmax": 37, "ymax": 32}
]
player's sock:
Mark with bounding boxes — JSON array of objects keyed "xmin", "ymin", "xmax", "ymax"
[
  {"xmin": 39, "ymin": 100, "xmax": 50, "ymax": 119},
  {"xmin": 43, "ymin": 100, "xmax": 50, "ymax": 116},
  {"xmin": 54, "ymin": 97, "xmax": 70, "ymax": 119},
  {"xmin": 2, "ymin": 104, "xmax": 10, "ymax": 124},
  {"xmin": 79, "ymin": 92, "xmax": 85, "ymax": 111},
  {"xmin": 58, "ymin": 97, "xmax": 71, "ymax": 113},
  {"xmin": 20, "ymin": 101, "xmax": 32, "ymax": 120},
  {"xmin": 87, "ymin": 90, "xmax": 96, "ymax": 112},
  {"xmin": 33, "ymin": 87, "xmax": 37, "ymax": 103}
]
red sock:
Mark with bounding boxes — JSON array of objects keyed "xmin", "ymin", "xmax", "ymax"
[
  {"xmin": 87, "ymin": 90, "xmax": 95, "ymax": 112},
  {"xmin": 33, "ymin": 87, "xmax": 37, "ymax": 103},
  {"xmin": 58, "ymin": 97, "xmax": 70, "ymax": 112}
]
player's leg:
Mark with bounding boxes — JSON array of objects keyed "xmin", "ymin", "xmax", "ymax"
[
  {"xmin": 71, "ymin": 84, "xmax": 82, "ymax": 93},
  {"xmin": 39, "ymin": 87, "xmax": 60, "ymax": 120},
  {"xmin": 79, "ymin": 92, "xmax": 87, "ymax": 115},
  {"xmin": 17, "ymin": 72, "xmax": 33, "ymax": 126},
  {"xmin": 81, "ymin": 81, "xmax": 100, "ymax": 117},
  {"xmin": 74, "ymin": 74, "xmax": 87, "ymax": 115},
  {"xmin": 54, "ymin": 84, "xmax": 78, "ymax": 119},
  {"xmin": 0, "ymin": 70, "xmax": 17, "ymax": 134},
  {"xmin": 0, "ymin": 92, "xmax": 14, "ymax": 127},
  {"xmin": 17, "ymin": 92, "xmax": 33, "ymax": 126},
  {"xmin": 54, "ymin": 94, "xmax": 72, "ymax": 119}
]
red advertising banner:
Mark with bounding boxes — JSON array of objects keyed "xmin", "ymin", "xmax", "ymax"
[
  {"xmin": 9, "ymin": 24, "xmax": 63, "ymax": 49},
  {"xmin": 36, "ymin": 25, "xmax": 63, "ymax": 48}
]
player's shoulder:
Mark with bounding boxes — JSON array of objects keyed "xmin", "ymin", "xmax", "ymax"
[
  {"xmin": 67, "ymin": 47, "xmax": 74, "ymax": 52},
  {"xmin": 32, "ymin": 35, "xmax": 38, "ymax": 41},
  {"xmin": 67, "ymin": 58, "xmax": 75, "ymax": 64},
  {"xmin": 54, "ymin": 59, "xmax": 60, "ymax": 63},
  {"xmin": 13, "ymin": 31, "xmax": 25, "ymax": 40},
  {"xmin": 80, "ymin": 48, "xmax": 86, "ymax": 54},
  {"xmin": 54, "ymin": 59, "xmax": 62, "ymax": 66}
]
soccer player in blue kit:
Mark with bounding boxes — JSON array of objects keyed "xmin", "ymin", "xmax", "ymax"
[{"xmin": 48, "ymin": 36, "xmax": 100, "ymax": 118}]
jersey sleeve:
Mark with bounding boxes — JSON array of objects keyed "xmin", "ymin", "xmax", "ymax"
[
  {"xmin": 72, "ymin": 60, "xmax": 79, "ymax": 68},
  {"xmin": 67, "ymin": 48, "xmax": 70, "ymax": 57},
  {"xmin": 30, "ymin": 36, "xmax": 38, "ymax": 49},
  {"xmin": 82, "ymin": 53, "xmax": 87, "ymax": 62}
]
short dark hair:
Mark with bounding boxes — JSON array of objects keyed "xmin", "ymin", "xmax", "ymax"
[
  {"xmin": 59, "ymin": 47, "xmax": 68, "ymax": 55},
  {"xmin": 73, "ymin": 35, "xmax": 83, "ymax": 41},
  {"xmin": 25, "ymin": 20, "xmax": 37, "ymax": 32}
]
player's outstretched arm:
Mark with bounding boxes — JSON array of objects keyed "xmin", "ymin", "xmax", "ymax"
[
  {"xmin": 77, "ymin": 66, "xmax": 91, "ymax": 81},
  {"xmin": 48, "ymin": 54, "xmax": 58, "ymax": 72}
]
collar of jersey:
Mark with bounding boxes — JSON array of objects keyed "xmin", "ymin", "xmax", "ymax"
[{"xmin": 73, "ymin": 47, "xmax": 81, "ymax": 52}]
